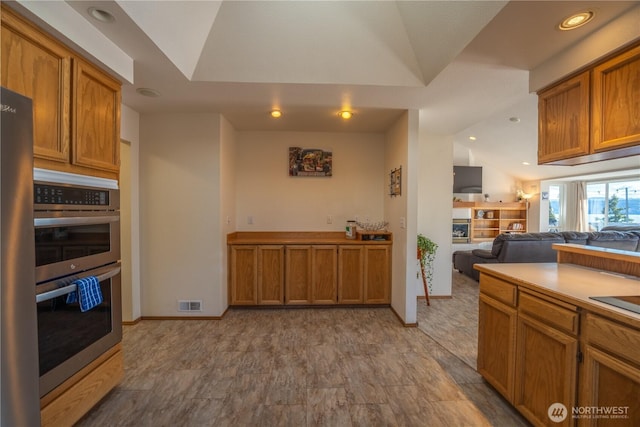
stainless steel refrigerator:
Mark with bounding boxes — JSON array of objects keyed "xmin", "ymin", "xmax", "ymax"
[{"xmin": 1, "ymin": 87, "xmax": 40, "ymax": 426}]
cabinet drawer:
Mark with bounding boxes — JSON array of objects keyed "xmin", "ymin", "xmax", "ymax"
[
  {"xmin": 519, "ymin": 291, "xmax": 578, "ymax": 335},
  {"xmin": 479, "ymin": 274, "xmax": 517, "ymax": 307},
  {"xmin": 584, "ymin": 313, "xmax": 640, "ymax": 366}
]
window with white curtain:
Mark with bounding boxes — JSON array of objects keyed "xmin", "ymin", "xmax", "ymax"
[
  {"xmin": 548, "ymin": 184, "xmax": 563, "ymax": 232},
  {"xmin": 586, "ymin": 178, "xmax": 640, "ymax": 231}
]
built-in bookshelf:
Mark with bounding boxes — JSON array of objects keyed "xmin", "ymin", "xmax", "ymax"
[{"xmin": 454, "ymin": 202, "xmax": 528, "ymax": 242}]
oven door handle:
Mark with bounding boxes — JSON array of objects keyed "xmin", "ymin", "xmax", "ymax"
[
  {"xmin": 34, "ymin": 215, "xmax": 119, "ymax": 228},
  {"xmin": 35, "ymin": 265, "xmax": 121, "ymax": 303}
]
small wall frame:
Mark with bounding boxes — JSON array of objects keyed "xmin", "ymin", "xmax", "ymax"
[{"xmin": 389, "ymin": 167, "xmax": 402, "ymax": 196}]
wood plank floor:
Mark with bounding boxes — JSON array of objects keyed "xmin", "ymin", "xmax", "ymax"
[{"xmin": 77, "ymin": 272, "xmax": 529, "ymax": 426}]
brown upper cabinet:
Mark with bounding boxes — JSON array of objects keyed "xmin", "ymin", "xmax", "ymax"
[
  {"xmin": 72, "ymin": 58, "xmax": 121, "ymax": 176},
  {"xmin": 538, "ymin": 41, "xmax": 640, "ymax": 165},
  {"xmin": 1, "ymin": 7, "xmax": 71, "ymax": 164},
  {"xmin": 538, "ymin": 72, "xmax": 590, "ymax": 163},
  {"xmin": 591, "ymin": 43, "xmax": 640, "ymax": 153},
  {"xmin": 1, "ymin": 6, "xmax": 121, "ymax": 180}
]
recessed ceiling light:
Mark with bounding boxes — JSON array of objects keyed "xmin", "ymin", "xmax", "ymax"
[
  {"xmin": 88, "ymin": 7, "xmax": 115, "ymax": 23},
  {"xmin": 136, "ymin": 87, "xmax": 161, "ymax": 98},
  {"xmin": 339, "ymin": 111, "xmax": 353, "ymax": 120},
  {"xmin": 559, "ymin": 11, "xmax": 594, "ymax": 31},
  {"xmin": 270, "ymin": 110, "xmax": 282, "ymax": 118},
  {"xmin": 509, "ymin": 116, "xmax": 521, "ymax": 123},
  {"xmin": 522, "ymin": 161, "xmax": 530, "ymax": 166},
  {"xmin": 469, "ymin": 136, "xmax": 477, "ymax": 141}
]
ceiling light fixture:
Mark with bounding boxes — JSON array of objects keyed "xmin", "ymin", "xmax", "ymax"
[
  {"xmin": 339, "ymin": 111, "xmax": 353, "ymax": 120},
  {"xmin": 522, "ymin": 161, "xmax": 530, "ymax": 166},
  {"xmin": 559, "ymin": 11, "xmax": 594, "ymax": 31},
  {"xmin": 88, "ymin": 7, "xmax": 115, "ymax": 23},
  {"xmin": 469, "ymin": 136, "xmax": 477, "ymax": 141},
  {"xmin": 136, "ymin": 87, "xmax": 161, "ymax": 98},
  {"xmin": 270, "ymin": 110, "xmax": 282, "ymax": 118},
  {"xmin": 509, "ymin": 116, "xmax": 521, "ymax": 123}
]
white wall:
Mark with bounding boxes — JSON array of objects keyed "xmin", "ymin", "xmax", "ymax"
[
  {"xmin": 218, "ymin": 116, "xmax": 237, "ymax": 312},
  {"xmin": 521, "ymin": 180, "xmax": 541, "ymax": 233},
  {"xmin": 235, "ymin": 131, "xmax": 385, "ymax": 230},
  {"xmin": 120, "ymin": 104, "xmax": 140, "ymax": 322},
  {"xmin": 139, "ymin": 113, "xmax": 224, "ymax": 316},
  {"xmin": 418, "ymin": 114, "xmax": 454, "ymax": 298},
  {"xmin": 384, "ymin": 111, "xmax": 419, "ymax": 325},
  {"xmin": 482, "ymin": 165, "xmax": 521, "ymax": 203}
]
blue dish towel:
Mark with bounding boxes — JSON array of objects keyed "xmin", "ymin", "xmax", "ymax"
[{"xmin": 66, "ymin": 276, "xmax": 103, "ymax": 312}]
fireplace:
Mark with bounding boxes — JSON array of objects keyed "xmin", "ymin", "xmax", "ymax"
[{"xmin": 452, "ymin": 219, "xmax": 470, "ymax": 243}]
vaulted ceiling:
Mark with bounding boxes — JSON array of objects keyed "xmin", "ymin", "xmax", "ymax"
[{"xmin": 10, "ymin": 0, "xmax": 640, "ymax": 181}]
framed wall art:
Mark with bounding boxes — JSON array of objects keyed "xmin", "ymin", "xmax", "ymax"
[
  {"xmin": 389, "ymin": 167, "xmax": 402, "ymax": 196},
  {"xmin": 289, "ymin": 147, "xmax": 332, "ymax": 177}
]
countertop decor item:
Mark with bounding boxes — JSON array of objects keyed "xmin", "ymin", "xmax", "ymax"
[
  {"xmin": 417, "ymin": 234, "xmax": 438, "ymax": 306},
  {"xmin": 356, "ymin": 221, "xmax": 388, "ymax": 231}
]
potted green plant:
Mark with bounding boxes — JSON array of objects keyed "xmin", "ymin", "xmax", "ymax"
[{"xmin": 417, "ymin": 234, "xmax": 438, "ymax": 306}]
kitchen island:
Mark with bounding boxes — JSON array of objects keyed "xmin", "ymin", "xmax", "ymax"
[
  {"xmin": 475, "ymin": 244, "xmax": 639, "ymax": 426},
  {"xmin": 227, "ymin": 231, "xmax": 392, "ymax": 306}
]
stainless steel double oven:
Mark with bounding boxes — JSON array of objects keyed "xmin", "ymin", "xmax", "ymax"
[{"xmin": 34, "ymin": 179, "xmax": 122, "ymax": 397}]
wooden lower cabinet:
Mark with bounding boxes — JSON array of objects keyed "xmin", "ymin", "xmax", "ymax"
[
  {"xmin": 579, "ymin": 313, "xmax": 640, "ymax": 426},
  {"xmin": 285, "ymin": 246, "xmax": 312, "ymax": 304},
  {"xmin": 478, "ymin": 274, "xmax": 581, "ymax": 426},
  {"xmin": 514, "ymin": 313, "xmax": 578, "ymax": 426},
  {"xmin": 229, "ymin": 245, "xmax": 258, "ymax": 305},
  {"xmin": 285, "ymin": 245, "xmax": 338, "ymax": 305},
  {"xmin": 515, "ymin": 291, "xmax": 579, "ymax": 426},
  {"xmin": 477, "ymin": 293, "xmax": 517, "ymax": 402},
  {"xmin": 229, "ymin": 245, "xmax": 285, "ymax": 305},
  {"xmin": 580, "ymin": 346, "xmax": 640, "ymax": 427},
  {"xmin": 364, "ymin": 245, "xmax": 390, "ymax": 303},
  {"xmin": 258, "ymin": 245, "xmax": 284, "ymax": 305},
  {"xmin": 229, "ymin": 240, "xmax": 390, "ymax": 306},
  {"xmin": 311, "ymin": 245, "xmax": 337, "ymax": 304},
  {"xmin": 338, "ymin": 245, "xmax": 364, "ymax": 303},
  {"xmin": 478, "ymin": 273, "xmax": 640, "ymax": 427}
]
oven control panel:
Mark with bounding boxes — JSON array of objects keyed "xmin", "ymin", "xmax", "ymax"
[{"xmin": 34, "ymin": 183, "xmax": 110, "ymax": 206}]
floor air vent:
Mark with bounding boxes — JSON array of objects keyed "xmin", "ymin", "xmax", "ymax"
[{"xmin": 178, "ymin": 300, "xmax": 202, "ymax": 312}]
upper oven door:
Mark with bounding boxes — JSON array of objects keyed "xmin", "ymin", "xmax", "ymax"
[{"xmin": 34, "ymin": 211, "xmax": 120, "ymax": 283}]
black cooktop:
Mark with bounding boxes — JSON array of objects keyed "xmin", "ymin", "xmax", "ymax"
[{"xmin": 589, "ymin": 295, "xmax": 640, "ymax": 315}]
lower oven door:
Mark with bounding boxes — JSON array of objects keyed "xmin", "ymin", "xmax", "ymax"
[{"xmin": 36, "ymin": 262, "xmax": 122, "ymax": 397}]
